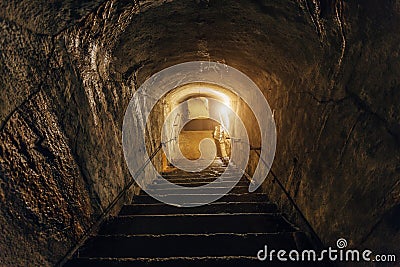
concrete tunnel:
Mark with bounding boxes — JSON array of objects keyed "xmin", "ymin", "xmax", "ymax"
[{"xmin": 0, "ymin": 0, "xmax": 399, "ymax": 265}]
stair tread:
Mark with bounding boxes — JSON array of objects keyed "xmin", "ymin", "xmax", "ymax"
[
  {"xmin": 119, "ymin": 202, "xmax": 277, "ymax": 215},
  {"xmin": 140, "ymin": 186, "xmax": 255, "ymax": 195},
  {"xmin": 77, "ymin": 232, "xmax": 300, "ymax": 258},
  {"xmin": 66, "ymin": 256, "xmax": 325, "ymax": 267},
  {"xmin": 100, "ymin": 213, "xmax": 295, "ymax": 235},
  {"xmin": 153, "ymin": 180, "xmax": 248, "ymax": 185},
  {"xmin": 65, "ymin": 162, "xmax": 316, "ymax": 267},
  {"xmin": 132, "ymin": 192, "xmax": 269, "ymax": 204},
  {"xmin": 113, "ymin": 212, "xmax": 283, "ymax": 219},
  {"xmin": 95, "ymin": 232, "xmax": 293, "ymax": 237}
]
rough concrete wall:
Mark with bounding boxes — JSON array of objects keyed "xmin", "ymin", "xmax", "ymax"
[
  {"xmin": 56, "ymin": 0, "xmax": 140, "ymax": 209},
  {"xmin": 146, "ymin": 96, "xmax": 165, "ymax": 184},
  {"xmin": 0, "ymin": 16, "xmax": 98, "ymax": 265},
  {"xmin": 0, "ymin": 0, "xmax": 399, "ymax": 265},
  {"xmin": 0, "ymin": 0, "xmax": 105, "ymax": 35},
  {"xmin": 0, "ymin": 1, "xmax": 140, "ymax": 265},
  {"xmin": 261, "ymin": 0, "xmax": 400, "ymax": 254},
  {"xmin": 0, "ymin": 19, "xmax": 53, "ymax": 131},
  {"xmin": 0, "ymin": 92, "xmax": 94, "ymax": 266}
]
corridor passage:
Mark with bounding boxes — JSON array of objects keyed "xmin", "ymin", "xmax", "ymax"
[{"xmin": 65, "ymin": 160, "xmax": 319, "ymax": 266}]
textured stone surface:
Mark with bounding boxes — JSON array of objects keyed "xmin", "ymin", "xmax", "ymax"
[
  {"xmin": 0, "ymin": 92, "xmax": 94, "ymax": 266},
  {"xmin": 0, "ymin": 0, "xmax": 399, "ymax": 265},
  {"xmin": 0, "ymin": 0, "xmax": 105, "ymax": 35},
  {"xmin": 0, "ymin": 19, "xmax": 53, "ymax": 131}
]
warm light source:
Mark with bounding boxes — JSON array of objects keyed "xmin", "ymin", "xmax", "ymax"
[
  {"xmin": 169, "ymin": 83, "xmax": 234, "ymax": 109},
  {"xmin": 165, "ymin": 82, "xmax": 235, "ymax": 132},
  {"xmin": 217, "ymin": 102, "xmax": 230, "ymax": 130}
]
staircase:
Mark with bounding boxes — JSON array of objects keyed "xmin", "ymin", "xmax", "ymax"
[{"xmin": 65, "ymin": 160, "xmax": 320, "ymax": 266}]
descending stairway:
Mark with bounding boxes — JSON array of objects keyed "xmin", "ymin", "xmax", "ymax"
[{"xmin": 65, "ymin": 160, "xmax": 321, "ymax": 266}]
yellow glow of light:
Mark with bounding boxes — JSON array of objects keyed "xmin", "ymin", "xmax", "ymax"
[
  {"xmin": 166, "ymin": 82, "xmax": 235, "ymax": 130},
  {"xmin": 169, "ymin": 83, "xmax": 233, "ymax": 108}
]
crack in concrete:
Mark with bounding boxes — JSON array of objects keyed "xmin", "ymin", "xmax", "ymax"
[
  {"xmin": 345, "ymin": 88, "xmax": 400, "ymax": 145},
  {"xmin": 297, "ymin": 0, "xmax": 347, "ymax": 90},
  {"xmin": 332, "ymin": 0, "xmax": 347, "ymax": 80},
  {"xmin": 313, "ymin": 104, "xmax": 334, "ymax": 152},
  {"xmin": 298, "ymin": 0, "xmax": 326, "ymax": 42},
  {"xmin": 295, "ymin": 91, "xmax": 349, "ymax": 104},
  {"xmin": 337, "ymin": 112, "xmax": 363, "ymax": 167},
  {"xmin": 0, "ymin": 34, "xmax": 56, "ymax": 133}
]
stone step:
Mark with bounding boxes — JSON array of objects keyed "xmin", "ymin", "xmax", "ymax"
[
  {"xmin": 65, "ymin": 256, "xmax": 324, "ymax": 267},
  {"xmin": 132, "ymin": 193, "xmax": 268, "ymax": 204},
  {"xmin": 160, "ymin": 170, "xmax": 238, "ymax": 177},
  {"xmin": 99, "ymin": 213, "xmax": 295, "ymax": 235},
  {"xmin": 151, "ymin": 180, "xmax": 249, "ymax": 187},
  {"xmin": 77, "ymin": 233, "xmax": 299, "ymax": 258},
  {"xmin": 141, "ymin": 185, "xmax": 253, "ymax": 195},
  {"xmin": 119, "ymin": 202, "xmax": 278, "ymax": 215},
  {"xmin": 161, "ymin": 171, "xmax": 237, "ymax": 177},
  {"xmin": 159, "ymin": 176, "xmax": 246, "ymax": 184},
  {"xmin": 64, "ymin": 161, "xmax": 321, "ymax": 267}
]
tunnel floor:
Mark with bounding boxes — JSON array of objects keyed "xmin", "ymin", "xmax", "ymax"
[{"xmin": 65, "ymin": 161, "xmax": 323, "ymax": 266}]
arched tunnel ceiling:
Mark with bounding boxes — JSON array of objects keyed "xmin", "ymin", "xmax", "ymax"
[
  {"xmin": 165, "ymin": 83, "xmax": 234, "ymax": 105},
  {"xmin": 112, "ymin": 0, "xmax": 323, "ymax": 87},
  {"xmin": 1, "ymin": 0, "xmax": 400, "ymax": 266}
]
